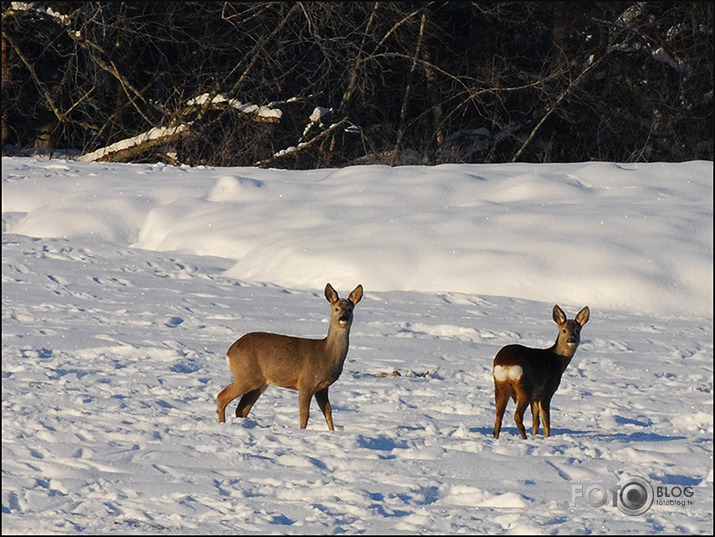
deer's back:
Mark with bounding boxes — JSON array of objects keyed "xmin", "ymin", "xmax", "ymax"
[
  {"xmin": 494, "ymin": 344, "xmax": 566, "ymax": 398},
  {"xmin": 228, "ymin": 332, "xmax": 327, "ymax": 389}
]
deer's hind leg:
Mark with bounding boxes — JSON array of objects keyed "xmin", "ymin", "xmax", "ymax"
[
  {"xmin": 217, "ymin": 381, "xmax": 243, "ymax": 423},
  {"xmin": 218, "ymin": 378, "xmax": 263, "ymax": 423},
  {"xmin": 513, "ymin": 392, "xmax": 530, "ymax": 440},
  {"xmin": 493, "ymin": 381, "xmax": 512, "ymax": 439},
  {"xmin": 235, "ymin": 383, "xmax": 268, "ymax": 418}
]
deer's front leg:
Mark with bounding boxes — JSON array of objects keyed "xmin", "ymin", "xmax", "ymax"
[
  {"xmin": 314, "ymin": 388, "xmax": 334, "ymax": 431},
  {"xmin": 531, "ymin": 400, "xmax": 541, "ymax": 435},
  {"xmin": 540, "ymin": 398, "xmax": 552, "ymax": 438},
  {"xmin": 298, "ymin": 389, "xmax": 313, "ymax": 429}
]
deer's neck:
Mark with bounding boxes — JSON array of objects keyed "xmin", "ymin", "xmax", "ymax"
[
  {"xmin": 551, "ymin": 339, "xmax": 577, "ymax": 371},
  {"xmin": 321, "ymin": 326, "xmax": 350, "ymax": 379},
  {"xmin": 325, "ymin": 325, "xmax": 350, "ymax": 360}
]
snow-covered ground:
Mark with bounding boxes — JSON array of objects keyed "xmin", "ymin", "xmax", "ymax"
[{"xmin": 2, "ymin": 157, "xmax": 712, "ymax": 534}]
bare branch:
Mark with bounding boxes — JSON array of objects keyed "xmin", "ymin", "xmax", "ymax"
[
  {"xmin": 253, "ymin": 117, "xmax": 348, "ymax": 168},
  {"xmin": 511, "ymin": 56, "xmax": 603, "ymax": 162},
  {"xmin": 2, "ymin": 31, "xmax": 63, "ymax": 123}
]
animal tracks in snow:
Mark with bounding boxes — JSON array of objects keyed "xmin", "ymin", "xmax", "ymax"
[{"xmin": 3, "ymin": 161, "xmax": 713, "ymax": 534}]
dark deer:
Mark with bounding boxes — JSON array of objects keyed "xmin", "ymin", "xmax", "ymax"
[{"xmin": 492, "ymin": 305, "xmax": 590, "ymax": 439}]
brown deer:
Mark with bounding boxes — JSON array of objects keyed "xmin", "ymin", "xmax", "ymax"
[
  {"xmin": 217, "ymin": 283, "xmax": 363, "ymax": 430},
  {"xmin": 492, "ymin": 305, "xmax": 590, "ymax": 439}
]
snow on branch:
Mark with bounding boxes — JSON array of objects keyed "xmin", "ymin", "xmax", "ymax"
[
  {"xmin": 7, "ymin": 2, "xmax": 70, "ymax": 24},
  {"xmin": 185, "ymin": 93, "xmax": 282, "ymax": 123},
  {"xmin": 77, "ymin": 124, "xmax": 191, "ymax": 163},
  {"xmin": 300, "ymin": 107, "xmax": 334, "ymax": 142},
  {"xmin": 592, "ymin": 5, "xmax": 695, "ymax": 79},
  {"xmin": 4, "ymin": 2, "xmax": 80, "ymax": 38}
]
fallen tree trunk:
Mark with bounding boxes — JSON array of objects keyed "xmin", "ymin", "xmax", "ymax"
[{"xmin": 77, "ymin": 124, "xmax": 191, "ymax": 163}]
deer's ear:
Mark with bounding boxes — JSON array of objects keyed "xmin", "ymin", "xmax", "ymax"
[
  {"xmin": 325, "ymin": 283, "xmax": 339, "ymax": 304},
  {"xmin": 552, "ymin": 305, "xmax": 566, "ymax": 325},
  {"xmin": 349, "ymin": 285, "xmax": 363, "ymax": 305},
  {"xmin": 575, "ymin": 306, "xmax": 590, "ymax": 326}
]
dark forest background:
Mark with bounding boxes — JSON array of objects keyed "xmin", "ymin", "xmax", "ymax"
[{"xmin": 2, "ymin": 2, "xmax": 712, "ymax": 168}]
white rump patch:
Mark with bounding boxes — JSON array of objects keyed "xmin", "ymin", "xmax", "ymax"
[
  {"xmin": 493, "ymin": 365, "xmax": 523, "ymax": 382},
  {"xmin": 225, "ymin": 354, "xmax": 231, "ymax": 370},
  {"xmin": 493, "ymin": 365, "xmax": 508, "ymax": 382}
]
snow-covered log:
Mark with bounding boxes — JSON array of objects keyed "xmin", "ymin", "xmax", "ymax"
[{"xmin": 77, "ymin": 124, "xmax": 191, "ymax": 163}]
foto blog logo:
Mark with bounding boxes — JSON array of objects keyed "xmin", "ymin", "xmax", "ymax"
[{"xmin": 571, "ymin": 475, "xmax": 695, "ymax": 516}]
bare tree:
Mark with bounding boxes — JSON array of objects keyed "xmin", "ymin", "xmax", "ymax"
[{"xmin": 2, "ymin": 2, "xmax": 711, "ymax": 166}]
